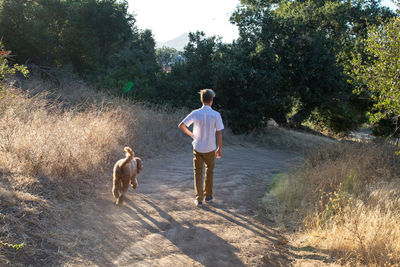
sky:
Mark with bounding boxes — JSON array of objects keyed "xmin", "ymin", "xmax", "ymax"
[
  {"xmin": 383, "ymin": 0, "xmax": 398, "ymax": 10},
  {"xmin": 127, "ymin": 0, "xmax": 240, "ymax": 43},
  {"xmin": 127, "ymin": 0, "xmax": 398, "ymax": 44}
]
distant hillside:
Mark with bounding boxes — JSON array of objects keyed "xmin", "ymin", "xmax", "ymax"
[{"xmin": 157, "ymin": 33, "xmax": 189, "ymax": 51}]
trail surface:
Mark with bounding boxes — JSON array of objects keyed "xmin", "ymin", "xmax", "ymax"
[{"xmin": 62, "ymin": 145, "xmax": 301, "ymax": 266}]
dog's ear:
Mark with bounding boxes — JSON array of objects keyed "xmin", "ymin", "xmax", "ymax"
[{"xmin": 135, "ymin": 157, "xmax": 143, "ymax": 173}]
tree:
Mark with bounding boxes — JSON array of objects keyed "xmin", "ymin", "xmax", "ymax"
[
  {"xmin": 154, "ymin": 31, "xmax": 222, "ymax": 108},
  {"xmin": 214, "ymin": 37, "xmax": 292, "ymax": 132},
  {"xmin": 155, "ymin": 46, "xmax": 181, "ymax": 71},
  {"xmin": 60, "ymin": 0, "xmax": 135, "ymax": 73},
  {"xmin": 183, "ymin": 32, "xmax": 221, "ymax": 92},
  {"xmin": 352, "ymin": 17, "xmax": 400, "ymax": 136},
  {"xmin": 230, "ymin": 0, "xmax": 395, "ymax": 133},
  {"xmin": 0, "ymin": 0, "xmax": 159, "ymax": 94},
  {"xmin": 0, "ymin": 0, "xmax": 68, "ymax": 65},
  {"xmin": 106, "ymin": 29, "xmax": 159, "ymax": 98}
]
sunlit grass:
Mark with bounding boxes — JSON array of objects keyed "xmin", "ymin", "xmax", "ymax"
[{"xmin": 269, "ymin": 142, "xmax": 400, "ymax": 265}]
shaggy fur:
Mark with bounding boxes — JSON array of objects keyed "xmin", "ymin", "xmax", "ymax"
[{"xmin": 112, "ymin": 147, "xmax": 143, "ymax": 205}]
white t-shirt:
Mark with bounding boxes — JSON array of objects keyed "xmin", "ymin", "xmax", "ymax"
[{"xmin": 181, "ymin": 105, "xmax": 224, "ymax": 153}]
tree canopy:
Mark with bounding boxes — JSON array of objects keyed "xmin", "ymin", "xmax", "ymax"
[
  {"xmin": 0, "ymin": 0, "xmax": 157, "ymax": 91},
  {"xmin": 0, "ymin": 0, "xmax": 397, "ymax": 135},
  {"xmin": 226, "ymin": 0, "xmax": 395, "ymax": 133},
  {"xmin": 352, "ymin": 17, "xmax": 400, "ymax": 137}
]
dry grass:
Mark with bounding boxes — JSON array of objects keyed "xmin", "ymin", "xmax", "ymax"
[
  {"xmin": 0, "ymin": 76, "xmax": 189, "ymax": 265},
  {"xmin": 308, "ymin": 184, "xmax": 400, "ymax": 265},
  {"xmin": 0, "ymin": 85, "xmax": 187, "ymax": 181},
  {"xmin": 269, "ymin": 141, "xmax": 400, "ymax": 265}
]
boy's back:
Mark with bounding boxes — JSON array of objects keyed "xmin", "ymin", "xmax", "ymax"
[{"xmin": 182, "ymin": 105, "xmax": 224, "ymax": 153}]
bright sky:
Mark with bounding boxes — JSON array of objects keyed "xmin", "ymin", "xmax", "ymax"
[
  {"xmin": 127, "ymin": 0, "xmax": 240, "ymax": 43},
  {"xmin": 127, "ymin": 0, "xmax": 398, "ymax": 44},
  {"xmin": 382, "ymin": 0, "xmax": 398, "ymax": 10}
]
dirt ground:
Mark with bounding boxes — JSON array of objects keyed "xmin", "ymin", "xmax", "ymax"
[{"xmin": 48, "ymin": 145, "xmax": 334, "ymax": 266}]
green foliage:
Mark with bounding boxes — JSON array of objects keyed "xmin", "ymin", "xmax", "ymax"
[
  {"xmin": 0, "ymin": 0, "xmax": 157, "ymax": 93},
  {"xmin": 341, "ymin": 169, "xmax": 362, "ymax": 194},
  {"xmin": 153, "ymin": 0, "xmax": 394, "ymax": 134},
  {"xmin": 154, "ymin": 32, "xmax": 220, "ymax": 108},
  {"xmin": 60, "ymin": 0, "xmax": 135, "ymax": 72},
  {"xmin": 0, "ymin": 0, "xmax": 68, "ymax": 65},
  {"xmin": 316, "ymin": 189, "xmax": 349, "ymax": 229},
  {"xmin": 0, "ymin": 42, "xmax": 29, "ymax": 90},
  {"xmin": 269, "ymin": 173, "xmax": 290, "ymax": 195},
  {"xmin": 352, "ymin": 17, "xmax": 400, "ymax": 136},
  {"xmin": 214, "ymin": 37, "xmax": 292, "ymax": 132},
  {"xmin": 97, "ymin": 29, "xmax": 159, "ymax": 96},
  {"xmin": 229, "ymin": 0, "xmax": 395, "ymax": 133},
  {"xmin": 155, "ymin": 46, "xmax": 181, "ymax": 69},
  {"xmin": 0, "ymin": 240, "xmax": 25, "ymax": 250},
  {"xmin": 0, "ymin": 0, "xmax": 135, "ymax": 69}
]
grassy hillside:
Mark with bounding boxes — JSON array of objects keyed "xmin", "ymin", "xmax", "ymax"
[
  {"xmin": 0, "ymin": 74, "xmax": 334, "ymax": 265},
  {"xmin": 0, "ymin": 76, "xmax": 191, "ymax": 265},
  {"xmin": 268, "ymin": 141, "xmax": 400, "ymax": 265}
]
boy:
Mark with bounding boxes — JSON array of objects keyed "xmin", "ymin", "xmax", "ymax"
[{"xmin": 178, "ymin": 89, "xmax": 224, "ymax": 207}]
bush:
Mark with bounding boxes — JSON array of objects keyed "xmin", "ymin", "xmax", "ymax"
[{"xmin": 0, "ymin": 42, "xmax": 29, "ymax": 89}]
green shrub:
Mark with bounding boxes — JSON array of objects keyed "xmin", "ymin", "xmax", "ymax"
[{"xmin": 0, "ymin": 42, "xmax": 29, "ymax": 89}]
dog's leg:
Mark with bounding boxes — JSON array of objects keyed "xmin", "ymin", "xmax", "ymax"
[
  {"xmin": 131, "ymin": 175, "xmax": 138, "ymax": 190},
  {"xmin": 112, "ymin": 173, "xmax": 120, "ymax": 199},
  {"xmin": 116, "ymin": 181, "xmax": 129, "ymax": 206}
]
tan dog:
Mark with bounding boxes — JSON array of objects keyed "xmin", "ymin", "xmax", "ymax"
[{"xmin": 112, "ymin": 147, "xmax": 143, "ymax": 205}]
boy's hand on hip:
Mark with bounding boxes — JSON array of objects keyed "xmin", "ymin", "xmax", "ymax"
[
  {"xmin": 178, "ymin": 123, "xmax": 194, "ymax": 139},
  {"xmin": 216, "ymin": 148, "xmax": 222, "ymax": 159}
]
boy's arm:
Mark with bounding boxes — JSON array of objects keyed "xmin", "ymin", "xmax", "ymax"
[
  {"xmin": 216, "ymin": 130, "xmax": 222, "ymax": 159},
  {"xmin": 178, "ymin": 122, "xmax": 194, "ymax": 139}
]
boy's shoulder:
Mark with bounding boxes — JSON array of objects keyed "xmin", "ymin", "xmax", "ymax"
[
  {"xmin": 210, "ymin": 108, "xmax": 222, "ymax": 116},
  {"xmin": 191, "ymin": 106, "xmax": 221, "ymax": 117},
  {"xmin": 206, "ymin": 107, "xmax": 222, "ymax": 117},
  {"xmin": 189, "ymin": 108, "xmax": 202, "ymax": 115}
]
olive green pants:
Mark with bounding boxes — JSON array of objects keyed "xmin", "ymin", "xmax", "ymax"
[{"xmin": 193, "ymin": 149, "xmax": 215, "ymax": 201}]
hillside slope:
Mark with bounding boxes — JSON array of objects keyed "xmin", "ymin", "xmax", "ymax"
[
  {"xmin": 0, "ymin": 79, "xmax": 334, "ymax": 266},
  {"xmin": 157, "ymin": 33, "xmax": 189, "ymax": 51}
]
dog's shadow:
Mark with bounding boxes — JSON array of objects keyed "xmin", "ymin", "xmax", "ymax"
[{"xmin": 125, "ymin": 198, "xmax": 245, "ymax": 267}]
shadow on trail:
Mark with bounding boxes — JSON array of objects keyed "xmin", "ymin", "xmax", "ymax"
[
  {"xmin": 202, "ymin": 205, "xmax": 279, "ymax": 244},
  {"xmin": 129, "ymin": 198, "xmax": 245, "ymax": 267},
  {"xmin": 201, "ymin": 203, "xmax": 292, "ymax": 266},
  {"xmin": 204, "ymin": 202, "xmax": 334, "ymax": 264}
]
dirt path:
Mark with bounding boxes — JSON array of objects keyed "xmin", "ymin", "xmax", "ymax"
[{"xmin": 60, "ymin": 145, "xmax": 301, "ymax": 266}]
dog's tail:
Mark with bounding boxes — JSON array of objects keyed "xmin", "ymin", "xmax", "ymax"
[{"xmin": 118, "ymin": 147, "xmax": 135, "ymax": 168}]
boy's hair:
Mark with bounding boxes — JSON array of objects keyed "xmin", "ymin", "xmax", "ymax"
[{"xmin": 199, "ymin": 89, "xmax": 216, "ymax": 104}]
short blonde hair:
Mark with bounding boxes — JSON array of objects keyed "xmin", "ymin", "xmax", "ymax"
[{"xmin": 200, "ymin": 89, "xmax": 216, "ymax": 104}]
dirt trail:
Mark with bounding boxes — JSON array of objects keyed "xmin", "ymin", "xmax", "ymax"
[{"xmin": 61, "ymin": 145, "xmax": 301, "ymax": 266}]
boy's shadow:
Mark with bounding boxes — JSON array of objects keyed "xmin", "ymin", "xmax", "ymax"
[{"xmin": 127, "ymin": 198, "xmax": 245, "ymax": 267}]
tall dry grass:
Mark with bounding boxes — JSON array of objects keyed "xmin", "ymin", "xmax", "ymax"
[
  {"xmin": 1, "ymin": 76, "xmax": 191, "ymax": 264},
  {"xmin": 0, "ymin": 83, "xmax": 188, "ymax": 182},
  {"xmin": 269, "ymin": 142, "xmax": 400, "ymax": 265}
]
